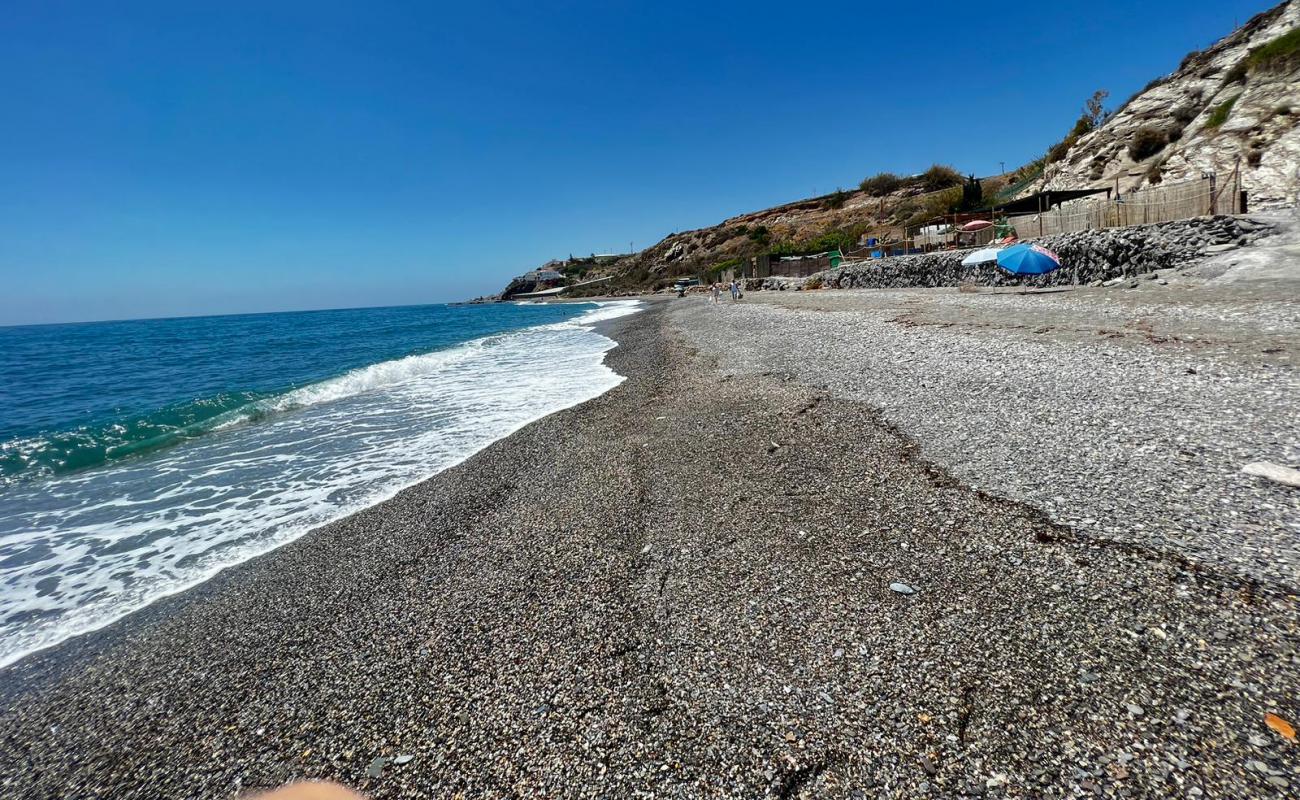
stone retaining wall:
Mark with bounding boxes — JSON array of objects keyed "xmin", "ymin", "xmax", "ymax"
[{"xmin": 746, "ymin": 215, "xmax": 1275, "ymax": 291}]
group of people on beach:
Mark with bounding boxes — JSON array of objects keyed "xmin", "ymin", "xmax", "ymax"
[{"xmin": 710, "ymin": 280, "xmax": 742, "ymax": 303}]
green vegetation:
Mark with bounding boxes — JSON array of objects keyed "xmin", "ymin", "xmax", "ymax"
[
  {"xmin": 765, "ymin": 221, "xmax": 869, "ymax": 258},
  {"xmin": 1046, "ymin": 90, "xmax": 1110, "ymax": 165},
  {"xmin": 1247, "ymin": 27, "xmax": 1300, "ymax": 74},
  {"xmin": 560, "ymin": 261, "xmax": 591, "ymax": 279},
  {"xmin": 1224, "ymin": 61, "xmax": 1249, "ymax": 84},
  {"xmin": 1045, "ymin": 138, "xmax": 1073, "ymax": 164},
  {"xmin": 902, "ymin": 186, "xmax": 963, "ymax": 227},
  {"xmin": 822, "ymin": 188, "xmax": 849, "ymax": 210},
  {"xmin": 890, "ymin": 199, "xmax": 919, "ymax": 223},
  {"xmin": 804, "ymin": 225, "xmax": 864, "ymax": 253},
  {"xmin": 992, "ymin": 161, "xmax": 1042, "ymax": 205},
  {"xmin": 704, "ymin": 256, "xmax": 745, "ymax": 282},
  {"xmin": 766, "ymin": 239, "xmax": 801, "ymax": 256},
  {"xmin": 1205, "ymin": 96, "xmax": 1238, "ymax": 129},
  {"xmin": 1013, "ymin": 157, "xmax": 1045, "ymax": 184},
  {"xmin": 1128, "ymin": 125, "xmax": 1169, "ymax": 161},
  {"xmin": 859, "ymin": 172, "xmax": 905, "ymax": 195},
  {"xmin": 960, "ymin": 174, "xmax": 983, "ymax": 211},
  {"xmin": 746, "ymin": 225, "xmax": 771, "ymax": 245},
  {"xmin": 919, "ymin": 164, "xmax": 962, "ymax": 191}
]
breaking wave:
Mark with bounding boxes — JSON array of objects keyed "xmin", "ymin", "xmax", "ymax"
[{"xmin": 0, "ymin": 300, "xmax": 641, "ymax": 668}]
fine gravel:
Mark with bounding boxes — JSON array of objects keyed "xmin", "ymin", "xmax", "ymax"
[
  {"xmin": 1, "ymin": 301, "xmax": 1298, "ymax": 798},
  {"xmin": 675, "ymin": 284, "xmax": 1300, "ymax": 591}
]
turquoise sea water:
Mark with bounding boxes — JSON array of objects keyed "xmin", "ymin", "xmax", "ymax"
[{"xmin": 0, "ymin": 300, "xmax": 639, "ymax": 667}]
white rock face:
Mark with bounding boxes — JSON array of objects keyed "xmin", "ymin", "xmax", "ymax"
[{"xmin": 1042, "ymin": 0, "xmax": 1300, "ymax": 207}]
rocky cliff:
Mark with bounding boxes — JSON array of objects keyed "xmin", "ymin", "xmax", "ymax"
[{"xmin": 1040, "ymin": 0, "xmax": 1300, "ymax": 206}]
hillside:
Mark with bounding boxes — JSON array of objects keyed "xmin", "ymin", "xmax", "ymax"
[
  {"xmin": 569, "ymin": 167, "xmax": 1001, "ymax": 295},
  {"xmin": 1039, "ymin": 0, "xmax": 1300, "ymax": 204},
  {"xmin": 546, "ymin": 1, "xmax": 1299, "ymax": 297}
]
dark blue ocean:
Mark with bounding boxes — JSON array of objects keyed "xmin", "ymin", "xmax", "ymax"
[{"xmin": 0, "ymin": 300, "xmax": 640, "ymax": 666}]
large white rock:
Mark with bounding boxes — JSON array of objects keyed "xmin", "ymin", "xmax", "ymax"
[{"xmin": 1242, "ymin": 461, "xmax": 1300, "ymax": 488}]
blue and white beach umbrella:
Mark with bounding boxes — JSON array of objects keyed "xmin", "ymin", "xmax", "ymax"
[
  {"xmin": 960, "ymin": 246, "xmax": 1002, "ymax": 267},
  {"xmin": 995, "ymin": 243, "xmax": 1062, "ymax": 275}
]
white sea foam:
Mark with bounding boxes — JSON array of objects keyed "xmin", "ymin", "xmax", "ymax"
[
  {"xmin": 267, "ymin": 341, "xmax": 483, "ymax": 412},
  {"xmin": 0, "ymin": 300, "xmax": 641, "ymax": 668}
]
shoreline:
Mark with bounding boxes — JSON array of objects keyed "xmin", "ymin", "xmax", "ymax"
[
  {"xmin": 0, "ymin": 303, "xmax": 646, "ymax": 695},
  {"xmin": 1, "ymin": 296, "xmax": 1297, "ymax": 797},
  {"xmin": 0, "ymin": 299, "xmax": 642, "ymax": 677}
]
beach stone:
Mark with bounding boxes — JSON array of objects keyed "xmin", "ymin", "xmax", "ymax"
[
  {"xmin": 1241, "ymin": 461, "xmax": 1300, "ymax": 489},
  {"xmin": 889, "ymin": 582, "xmax": 916, "ymax": 595},
  {"xmin": 1, "ymin": 296, "xmax": 1298, "ymax": 800}
]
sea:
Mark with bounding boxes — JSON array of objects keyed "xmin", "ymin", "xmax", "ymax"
[{"xmin": 0, "ymin": 300, "xmax": 640, "ymax": 668}]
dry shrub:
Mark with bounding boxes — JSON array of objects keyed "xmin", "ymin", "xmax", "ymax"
[{"xmin": 1128, "ymin": 125, "xmax": 1169, "ymax": 161}]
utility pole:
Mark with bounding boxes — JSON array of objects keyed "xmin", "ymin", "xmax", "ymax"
[{"xmin": 999, "ymin": 161, "xmax": 1005, "ymax": 175}]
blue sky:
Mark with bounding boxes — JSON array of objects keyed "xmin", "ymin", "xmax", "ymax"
[{"xmin": 0, "ymin": 0, "xmax": 1273, "ymax": 324}]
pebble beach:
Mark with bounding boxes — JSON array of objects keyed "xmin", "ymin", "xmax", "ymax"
[{"xmin": 1, "ymin": 290, "xmax": 1298, "ymax": 798}]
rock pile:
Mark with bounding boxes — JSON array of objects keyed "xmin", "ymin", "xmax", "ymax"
[
  {"xmin": 778, "ymin": 215, "xmax": 1275, "ymax": 291},
  {"xmin": 747, "ymin": 276, "xmax": 807, "ymax": 291}
]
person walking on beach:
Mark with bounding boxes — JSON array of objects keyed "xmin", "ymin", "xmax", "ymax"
[
  {"xmin": 729, "ymin": 279, "xmax": 739, "ymax": 301},
  {"xmin": 711, "ymin": 283, "xmax": 721, "ymax": 304}
]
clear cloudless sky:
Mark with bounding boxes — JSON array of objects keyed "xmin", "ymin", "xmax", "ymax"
[{"xmin": 0, "ymin": 0, "xmax": 1276, "ymax": 324}]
